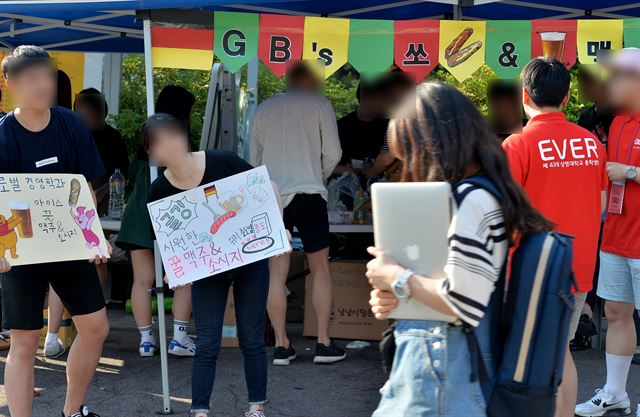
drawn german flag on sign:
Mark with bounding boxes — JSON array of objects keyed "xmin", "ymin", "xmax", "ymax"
[{"xmin": 151, "ymin": 27, "xmax": 214, "ymax": 71}]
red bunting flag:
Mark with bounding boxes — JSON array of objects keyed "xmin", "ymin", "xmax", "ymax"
[
  {"xmin": 258, "ymin": 14, "xmax": 305, "ymax": 77},
  {"xmin": 394, "ymin": 20, "xmax": 439, "ymax": 83},
  {"xmin": 531, "ymin": 20, "xmax": 577, "ymax": 69}
]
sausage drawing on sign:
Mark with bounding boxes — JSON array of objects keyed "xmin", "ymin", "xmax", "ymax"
[{"xmin": 444, "ymin": 28, "xmax": 482, "ymax": 67}]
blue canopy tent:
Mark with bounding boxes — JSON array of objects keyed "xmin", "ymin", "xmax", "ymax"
[{"xmin": 1, "ymin": 0, "xmax": 638, "ymax": 414}]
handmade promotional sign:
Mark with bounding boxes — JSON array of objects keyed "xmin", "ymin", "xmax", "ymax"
[
  {"xmin": 348, "ymin": 19, "xmax": 394, "ymax": 79},
  {"xmin": 0, "ymin": 174, "xmax": 109, "ymax": 266},
  {"xmin": 258, "ymin": 14, "xmax": 305, "ymax": 77},
  {"xmin": 303, "ymin": 16, "xmax": 350, "ymax": 78},
  {"xmin": 531, "ymin": 20, "xmax": 577, "ymax": 69},
  {"xmin": 486, "ymin": 20, "xmax": 531, "ymax": 79},
  {"xmin": 439, "ymin": 20, "xmax": 486, "ymax": 82},
  {"xmin": 148, "ymin": 166, "xmax": 291, "ymax": 288},
  {"xmin": 214, "ymin": 11, "xmax": 259, "ymax": 73},
  {"xmin": 577, "ymin": 20, "xmax": 623, "ymax": 65},
  {"xmin": 394, "ymin": 20, "xmax": 439, "ymax": 83}
]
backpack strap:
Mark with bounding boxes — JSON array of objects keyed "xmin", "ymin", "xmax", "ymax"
[{"xmin": 453, "ymin": 175, "xmax": 502, "ymax": 207}]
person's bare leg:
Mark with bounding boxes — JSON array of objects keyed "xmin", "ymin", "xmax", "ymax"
[
  {"xmin": 63, "ymin": 308, "xmax": 109, "ymax": 416},
  {"xmin": 5, "ymin": 329, "xmax": 40, "ymax": 417},
  {"xmin": 48, "ymin": 286, "xmax": 64, "ymax": 334},
  {"xmin": 307, "ymin": 248, "xmax": 332, "ymax": 346},
  {"xmin": 172, "ymin": 285, "xmax": 192, "ymax": 321},
  {"xmin": 555, "ymin": 346, "xmax": 577, "ymax": 417},
  {"xmin": 606, "ymin": 301, "xmax": 636, "ymax": 356},
  {"xmin": 267, "ymin": 253, "xmax": 290, "ymax": 348},
  {"xmin": 130, "ymin": 249, "xmax": 155, "ymax": 327}
]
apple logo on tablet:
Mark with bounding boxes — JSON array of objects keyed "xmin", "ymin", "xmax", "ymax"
[{"xmin": 404, "ymin": 244, "xmax": 420, "ymax": 261}]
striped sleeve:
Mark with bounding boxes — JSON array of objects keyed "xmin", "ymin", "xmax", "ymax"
[{"xmin": 436, "ymin": 186, "xmax": 509, "ymax": 327}]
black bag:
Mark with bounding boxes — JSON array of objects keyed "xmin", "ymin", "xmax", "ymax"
[{"xmin": 379, "ymin": 324, "xmax": 396, "ymax": 373}]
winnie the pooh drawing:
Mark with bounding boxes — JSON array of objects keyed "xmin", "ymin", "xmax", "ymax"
[{"xmin": 0, "ymin": 213, "xmax": 21, "ymax": 259}]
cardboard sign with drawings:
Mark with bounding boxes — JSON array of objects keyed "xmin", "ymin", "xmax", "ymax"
[{"xmin": 148, "ymin": 165, "xmax": 290, "ymax": 289}]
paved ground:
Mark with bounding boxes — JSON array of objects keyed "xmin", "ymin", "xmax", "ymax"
[{"xmin": 0, "ymin": 308, "xmax": 638, "ymax": 417}]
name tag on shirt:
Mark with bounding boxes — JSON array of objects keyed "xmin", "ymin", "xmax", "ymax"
[
  {"xmin": 35, "ymin": 156, "xmax": 59, "ymax": 168},
  {"xmin": 608, "ymin": 180, "xmax": 625, "ymax": 215}
]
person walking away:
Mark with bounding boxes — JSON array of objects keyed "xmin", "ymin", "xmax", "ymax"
[
  {"xmin": 367, "ymin": 81, "xmax": 552, "ymax": 416},
  {"xmin": 502, "ymin": 58, "xmax": 607, "ymax": 417},
  {"xmin": 251, "ymin": 61, "xmax": 345, "ymax": 365},
  {"xmin": 575, "ymin": 47, "xmax": 640, "ymax": 417},
  {"xmin": 116, "ymin": 85, "xmax": 197, "ymax": 357},
  {"xmin": 144, "ymin": 114, "xmax": 277, "ymax": 417},
  {"xmin": 0, "ymin": 45, "xmax": 110, "ymax": 417}
]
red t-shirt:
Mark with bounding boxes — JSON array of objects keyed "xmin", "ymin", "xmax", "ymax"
[
  {"xmin": 503, "ymin": 112, "xmax": 607, "ymax": 292},
  {"xmin": 601, "ymin": 115, "xmax": 640, "ymax": 258}
]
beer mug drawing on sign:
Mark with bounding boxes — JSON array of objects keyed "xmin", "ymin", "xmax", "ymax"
[
  {"xmin": 9, "ymin": 201, "xmax": 33, "ymax": 238},
  {"xmin": 540, "ymin": 32, "xmax": 566, "ymax": 61}
]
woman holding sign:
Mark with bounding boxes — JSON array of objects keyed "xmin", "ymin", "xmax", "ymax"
[{"xmin": 144, "ymin": 114, "xmax": 275, "ymax": 417}]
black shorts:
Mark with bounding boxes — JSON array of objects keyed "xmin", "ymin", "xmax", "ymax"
[
  {"xmin": 1, "ymin": 261, "xmax": 105, "ymax": 330},
  {"xmin": 283, "ymin": 194, "xmax": 330, "ymax": 253}
]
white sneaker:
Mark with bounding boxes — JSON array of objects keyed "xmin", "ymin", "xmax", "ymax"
[
  {"xmin": 44, "ymin": 338, "xmax": 65, "ymax": 358},
  {"xmin": 168, "ymin": 337, "xmax": 196, "ymax": 357},
  {"xmin": 575, "ymin": 389, "xmax": 631, "ymax": 417},
  {"xmin": 139, "ymin": 340, "xmax": 157, "ymax": 357}
]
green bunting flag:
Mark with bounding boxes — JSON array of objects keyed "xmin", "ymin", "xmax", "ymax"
[
  {"xmin": 624, "ymin": 19, "xmax": 640, "ymax": 48},
  {"xmin": 486, "ymin": 20, "xmax": 531, "ymax": 79},
  {"xmin": 214, "ymin": 11, "xmax": 259, "ymax": 73},
  {"xmin": 348, "ymin": 19, "xmax": 394, "ymax": 79}
]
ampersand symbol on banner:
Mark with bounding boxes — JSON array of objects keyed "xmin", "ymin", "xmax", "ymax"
[{"xmin": 498, "ymin": 42, "xmax": 518, "ymax": 68}]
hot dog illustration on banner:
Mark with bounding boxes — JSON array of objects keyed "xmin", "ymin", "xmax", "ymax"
[{"xmin": 439, "ymin": 21, "xmax": 486, "ymax": 82}]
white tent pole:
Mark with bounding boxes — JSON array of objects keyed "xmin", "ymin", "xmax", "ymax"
[{"xmin": 143, "ymin": 17, "xmax": 173, "ymax": 416}]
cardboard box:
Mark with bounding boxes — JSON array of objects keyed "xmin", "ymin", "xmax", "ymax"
[
  {"xmin": 39, "ymin": 309, "xmax": 77, "ymax": 349},
  {"xmin": 222, "ymin": 288, "xmax": 239, "ymax": 348},
  {"xmin": 303, "ymin": 261, "xmax": 389, "ymax": 341}
]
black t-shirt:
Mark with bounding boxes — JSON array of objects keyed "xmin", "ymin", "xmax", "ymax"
[
  {"xmin": 93, "ymin": 124, "xmax": 129, "ymax": 180},
  {"xmin": 337, "ymin": 110, "xmax": 389, "ymax": 165},
  {"xmin": 0, "ymin": 106, "xmax": 104, "ymax": 179},
  {"xmin": 577, "ymin": 104, "xmax": 614, "ymax": 148},
  {"xmin": 148, "ymin": 150, "xmax": 253, "ymax": 239}
]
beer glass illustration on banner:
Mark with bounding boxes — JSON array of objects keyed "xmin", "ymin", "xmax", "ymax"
[
  {"xmin": 9, "ymin": 201, "xmax": 33, "ymax": 238},
  {"xmin": 540, "ymin": 32, "xmax": 566, "ymax": 61}
]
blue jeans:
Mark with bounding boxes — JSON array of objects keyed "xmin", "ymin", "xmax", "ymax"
[
  {"xmin": 190, "ymin": 260, "xmax": 269, "ymax": 413},
  {"xmin": 373, "ymin": 320, "xmax": 488, "ymax": 417}
]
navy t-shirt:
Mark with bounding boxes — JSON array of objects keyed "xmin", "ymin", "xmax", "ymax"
[{"xmin": 0, "ymin": 106, "xmax": 105, "ymax": 179}]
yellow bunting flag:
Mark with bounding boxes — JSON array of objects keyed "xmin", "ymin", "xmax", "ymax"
[
  {"xmin": 439, "ymin": 20, "xmax": 486, "ymax": 82},
  {"xmin": 302, "ymin": 16, "xmax": 350, "ymax": 78},
  {"xmin": 151, "ymin": 27, "xmax": 214, "ymax": 71},
  {"xmin": 577, "ymin": 20, "xmax": 623, "ymax": 65}
]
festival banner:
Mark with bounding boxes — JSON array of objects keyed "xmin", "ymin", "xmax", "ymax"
[
  {"xmin": 439, "ymin": 20, "xmax": 486, "ymax": 82},
  {"xmin": 303, "ymin": 16, "xmax": 350, "ymax": 78},
  {"xmin": 486, "ymin": 20, "xmax": 531, "ymax": 79},
  {"xmin": 348, "ymin": 19, "xmax": 394, "ymax": 79},
  {"xmin": 148, "ymin": 166, "xmax": 291, "ymax": 288},
  {"xmin": 50, "ymin": 52, "xmax": 85, "ymax": 107},
  {"xmin": 577, "ymin": 20, "xmax": 623, "ymax": 65},
  {"xmin": 531, "ymin": 20, "xmax": 577, "ymax": 68},
  {"xmin": 624, "ymin": 19, "xmax": 640, "ymax": 48},
  {"xmin": 394, "ymin": 20, "xmax": 439, "ymax": 83},
  {"xmin": 151, "ymin": 27, "xmax": 214, "ymax": 71},
  {"xmin": 0, "ymin": 174, "xmax": 109, "ymax": 266},
  {"xmin": 258, "ymin": 14, "xmax": 305, "ymax": 77},
  {"xmin": 214, "ymin": 11, "xmax": 259, "ymax": 73}
]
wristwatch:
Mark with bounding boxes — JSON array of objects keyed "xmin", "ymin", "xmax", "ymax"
[
  {"xmin": 626, "ymin": 166, "xmax": 638, "ymax": 181},
  {"xmin": 392, "ymin": 269, "xmax": 413, "ymax": 303}
]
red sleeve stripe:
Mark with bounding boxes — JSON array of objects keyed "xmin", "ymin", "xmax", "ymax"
[{"xmin": 151, "ymin": 27, "xmax": 214, "ymax": 50}]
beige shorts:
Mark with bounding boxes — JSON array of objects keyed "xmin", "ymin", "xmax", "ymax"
[{"xmin": 568, "ymin": 292, "xmax": 589, "ymax": 340}]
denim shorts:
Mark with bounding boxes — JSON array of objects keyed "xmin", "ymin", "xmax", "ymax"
[
  {"xmin": 597, "ymin": 251, "xmax": 640, "ymax": 309},
  {"xmin": 373, "ymin": 320, "xmax": 487, "ymax": 417}
]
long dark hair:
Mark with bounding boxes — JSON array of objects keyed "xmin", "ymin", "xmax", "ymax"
[{"xmin": 389, "ymin": 82, "xmax": 552, "ymax": 239}]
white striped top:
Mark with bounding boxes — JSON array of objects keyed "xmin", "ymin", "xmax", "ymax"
[{"xmin": 436, "ymin": 183, "xmax": 509, "ymax": 327}]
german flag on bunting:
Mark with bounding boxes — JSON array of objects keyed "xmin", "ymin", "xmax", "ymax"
[{"xmin": 151, "ymin": 27, "xmax": 214, "ymax": 71}]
